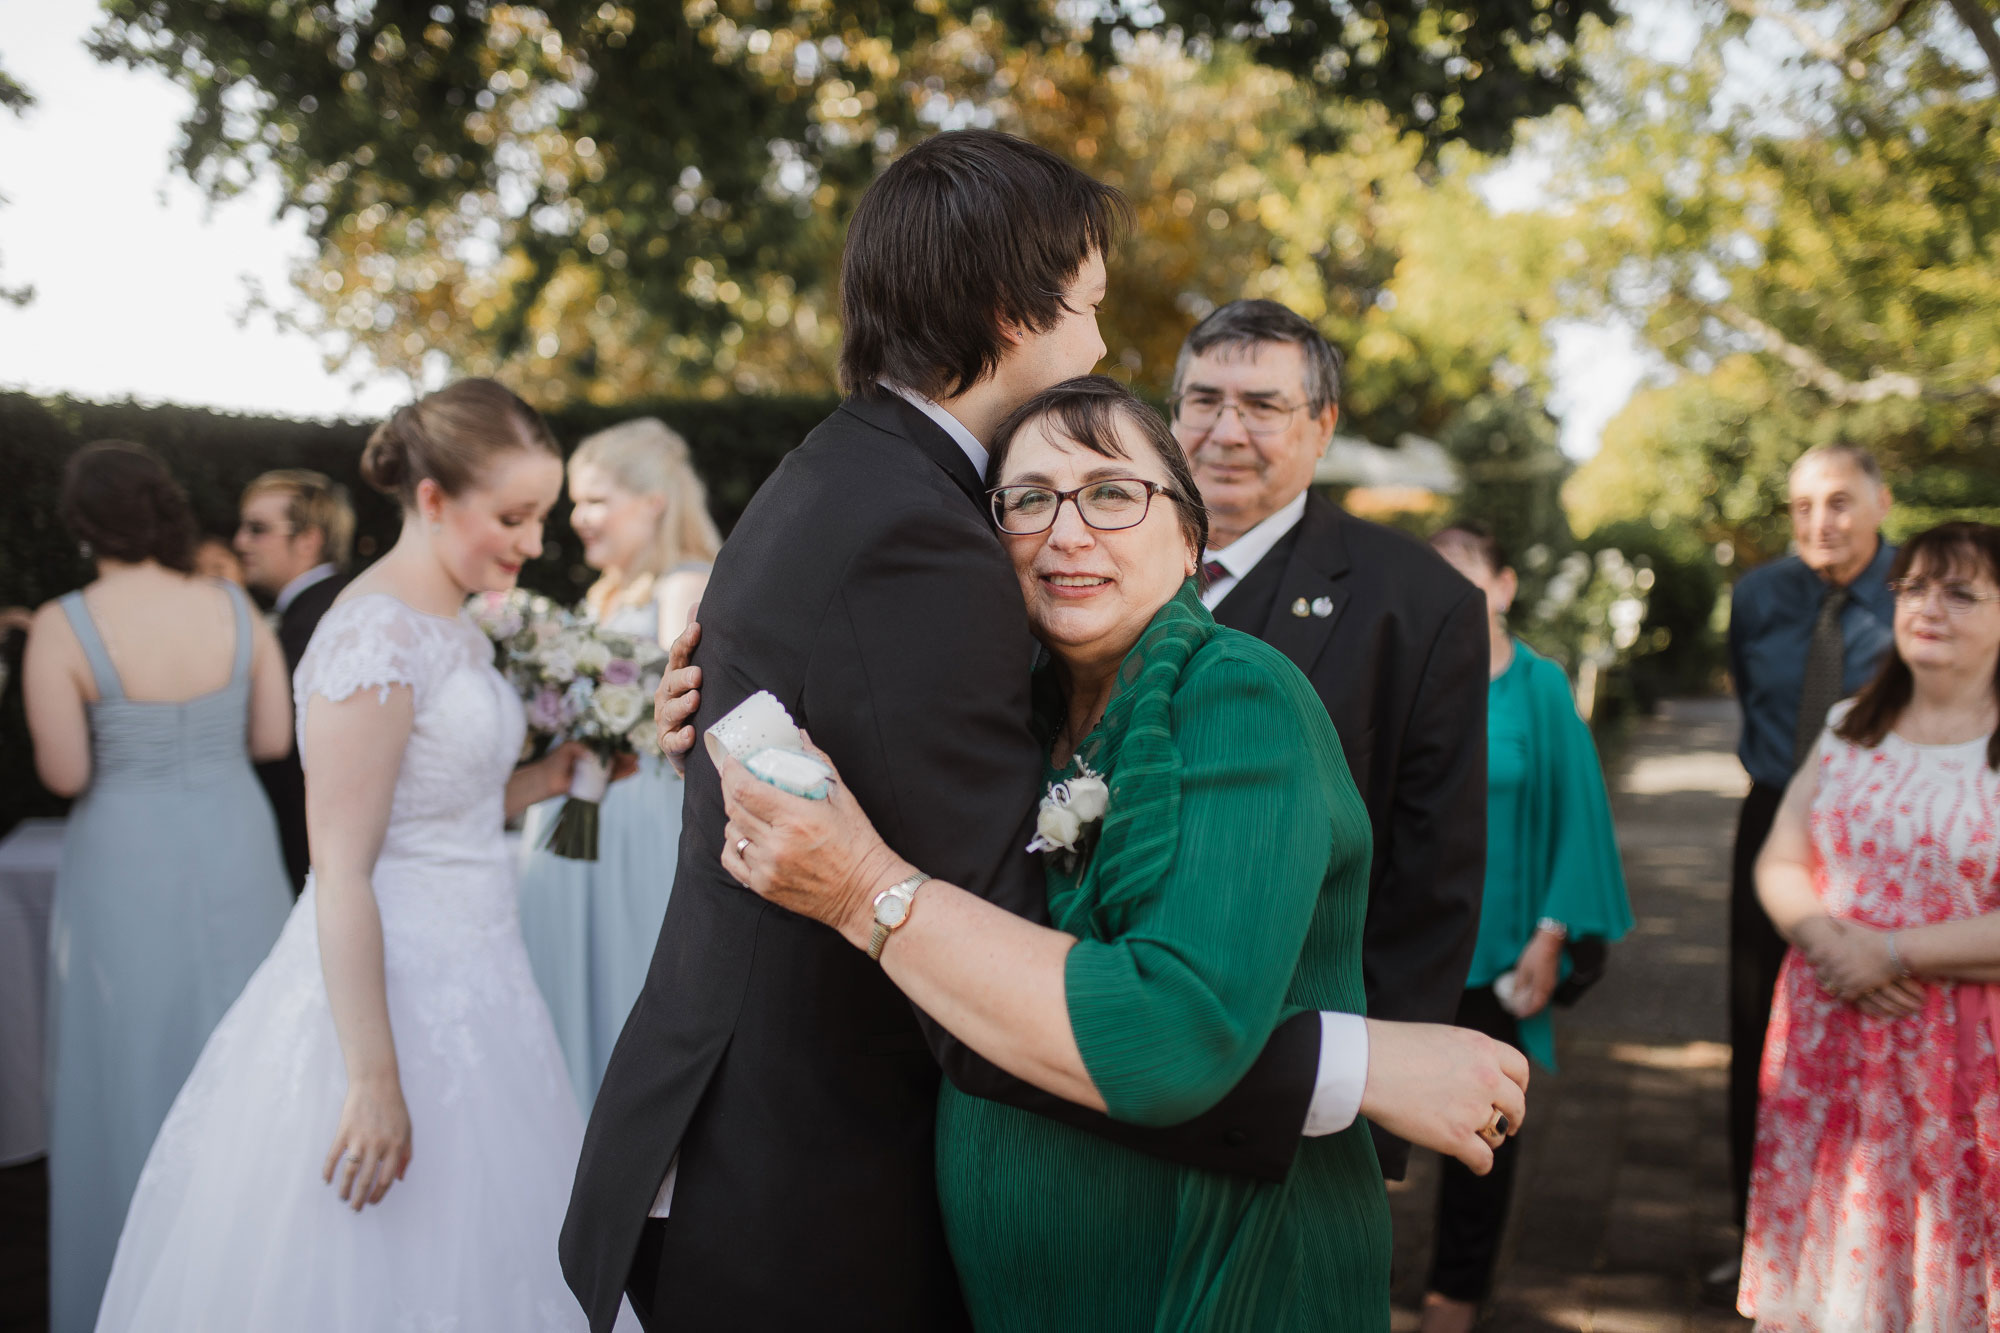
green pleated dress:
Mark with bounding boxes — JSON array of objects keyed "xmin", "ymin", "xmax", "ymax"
[{"xmin": 935, "ymin": 583, "xmax": 1391, "ymax": 1333}]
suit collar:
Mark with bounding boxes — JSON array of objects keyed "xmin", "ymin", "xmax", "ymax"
[
  {"xmin": 837, "ymin": 391, "xmax": 988, "ymax": 510},
  {"xmin": 274, "ymin": 563, "xmax": 340, "ymax": 614}
]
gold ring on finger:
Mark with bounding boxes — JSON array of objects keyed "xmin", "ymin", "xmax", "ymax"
[{"xmin": 1482, "ymin": 1108, "xmax": 1510, "ymax": 1143}]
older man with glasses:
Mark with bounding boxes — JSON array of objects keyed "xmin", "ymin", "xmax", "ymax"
[
  {"xmin": 235, "ymin": 469, "xmax": 356, "ymax": 893},
  {"xmin": 1168, "ymin": 298, "xmax": 1491, "ymax": 1181}
]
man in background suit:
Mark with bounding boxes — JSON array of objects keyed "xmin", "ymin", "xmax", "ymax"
[
  {"xmin": 1170, "ymin": 299, "xmax": 1492, "ymax": 1180},
  {"xmin": 235, "ymin": 470, "xmax": 354, "ymax": 893}
]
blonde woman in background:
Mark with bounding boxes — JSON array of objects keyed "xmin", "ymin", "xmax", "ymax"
[{"xmin": 518, "ymin": 417, "xmax": 720, "ymax": 1108}]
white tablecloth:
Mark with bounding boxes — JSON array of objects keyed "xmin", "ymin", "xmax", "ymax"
[{"xmin": 0, "ymin": 817, "xmax": 62, "ymax": 1165}]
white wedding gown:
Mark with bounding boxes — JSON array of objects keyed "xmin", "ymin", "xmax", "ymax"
[{"xmin": 96, "ymin": 594, "xmax": 628, "ymax": 1331}]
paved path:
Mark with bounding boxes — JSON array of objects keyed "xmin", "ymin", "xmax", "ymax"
[{"xmin": 1389, "ymin": 697, "xmax": 1755, "ymax": 1331}]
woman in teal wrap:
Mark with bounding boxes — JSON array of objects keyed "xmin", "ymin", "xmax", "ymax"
[
  {"xmin": 1421, "ymin": 523, "xmax": 1634, "ymax": 1333},
  {"xmin": 715, "ymin": 378, "xmax": 1528, "ymax": 1332}
]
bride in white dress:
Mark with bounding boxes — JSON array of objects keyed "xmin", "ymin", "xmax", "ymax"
[{"xmin": 96, "ymin": 380, "xmax": 634, "ymax": 1331}]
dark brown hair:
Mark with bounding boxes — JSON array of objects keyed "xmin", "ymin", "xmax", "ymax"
[
  {"xmin": 361, "ymin": 378, "xmax": 559, "ymax": 508},
  {"xmin": 987, "ymin": 374, "xmax": 1208, "ymax": 556},
  {"xmin": 1834, "ymin": 521, "xmax": 2000, "ymax": 770},
  {"xmin": 837, "ymin": 130, "xmax": 1130, "ymax": 401},
  {"xmin": 60, "ymin": 441, "xmax": 197, "ymax": 573},
  {"xmin": 1431, "ymin": 520, "xmax": 1511, "ymax": 575}
]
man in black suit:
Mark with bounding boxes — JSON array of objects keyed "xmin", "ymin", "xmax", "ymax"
[
  {"xmin": 1170, "ymin": 300, "xmax": 1491, "ymax": 1180},
  {"xmin": 566, "ymin": 133, "xmax": 1523, "ymax": 1333},
  {"xmin": 235, "ymin": 470, "xmax": 354, "ymax": 893}
]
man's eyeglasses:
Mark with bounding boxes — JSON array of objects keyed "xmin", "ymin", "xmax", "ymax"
[
  {"xmin": 1170, "ymin": 392, "xmax": 1307, "ymax": 437},
  {"xmin": 236, "ymin": 520, "xmax": 295, "ymax": 539},
  {"xmin": 989, "ymin": 479, "xmax": 1177, "ymax": 535},
  {"xmin": 1887, "ymin": 577, "xmax": 2000, "ymax": 615}
]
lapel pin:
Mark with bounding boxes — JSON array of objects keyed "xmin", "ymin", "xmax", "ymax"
[
  {"xmin": 1311, "ymin": 597, "xmax": 1334, "ymax": 618},
  {"xmin": 1290, "ymin": 598, "xmax": 1311, "ymax": 618}
]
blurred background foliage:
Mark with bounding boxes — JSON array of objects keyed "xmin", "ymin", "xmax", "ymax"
[
  {"xmin": 6, "ymin": 0, "xmax": 1998, "ymax": 778},
  {"xmin": 1560, "ymin": 0, "xmax": 2000, "ymax": 567}
]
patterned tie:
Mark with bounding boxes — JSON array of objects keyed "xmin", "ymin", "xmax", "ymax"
[
  {"xmin": 1792, "ymin": 583, "xmax": 1850, "ymax": 770},
  {"xmin": 1201, "ymin": 560, "xmax": 1228, "ymax": 588}
]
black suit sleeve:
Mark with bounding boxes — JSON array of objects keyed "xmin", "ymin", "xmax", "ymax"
[
  {"xmin": 1363, "ymin": 583, "xmax": 1488, "ymax": 1175},
  {"xmin": 812, "ymin": 503, "xmax": 1316, "ymax": 1184}
]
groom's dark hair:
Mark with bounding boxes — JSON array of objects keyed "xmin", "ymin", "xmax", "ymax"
[{"xmin": 838, "ymin": 130, "xmax": 1129, "ymax": 401}]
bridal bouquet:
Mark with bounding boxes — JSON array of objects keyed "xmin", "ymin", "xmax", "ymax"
[{"xmin": 470, "ymin": 589, "xmax": 667, "ymax": 860}]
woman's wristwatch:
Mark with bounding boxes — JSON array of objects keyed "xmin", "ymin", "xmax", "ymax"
[{"xmin": 867, "ymin": 871, "xmax": 932, "ymax": 962}]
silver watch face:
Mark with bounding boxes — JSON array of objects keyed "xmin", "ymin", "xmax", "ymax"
[{"xmin": 877, "ymin": 893, "xmax": 911, "ymax": 928}]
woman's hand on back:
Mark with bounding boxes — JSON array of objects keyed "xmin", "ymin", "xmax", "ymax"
[
  {"xmin": 1358, "ymin": 1020, "xmax": 1530, "ymax": 1177},
  {"xmin": 719, "ymin": 737, "xmax": 909, "ymax": 950}
]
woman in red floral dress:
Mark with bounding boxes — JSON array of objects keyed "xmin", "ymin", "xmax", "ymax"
[{"xmin": 1741, "ymin": 522, "xmax": 2000, "ymax": 1331}]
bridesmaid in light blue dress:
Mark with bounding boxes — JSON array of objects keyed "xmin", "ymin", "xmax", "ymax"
[
  {"xmin": 517, "ymin": 418, "xmax": 718, "ymax": 1107},
  {"xmin": 22, "ymin": 442, "xmax": 293, "ymax": 1333}
]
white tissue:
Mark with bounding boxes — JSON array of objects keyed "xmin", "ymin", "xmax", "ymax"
[{"xmin": 705, "ymin": 690, "xmax": 805, "ymax": 768}]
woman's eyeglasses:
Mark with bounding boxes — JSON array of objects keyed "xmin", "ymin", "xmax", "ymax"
[
  {"xmin": 1887, "ymin": 577, "xmax": 2000, "ymax": 615},
  {"xmin": 988, "ymin": 479, "xmax": 1176, "ymax": 535}
]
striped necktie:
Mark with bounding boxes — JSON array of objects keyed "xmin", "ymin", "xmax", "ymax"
[
  {"xmin": 1792, "ymin": 583, "xmax": 1850, "ymax": 770},
  {"xmin": 1201, "ymin": 560, "xmax": 1228, "ymax": 588}
]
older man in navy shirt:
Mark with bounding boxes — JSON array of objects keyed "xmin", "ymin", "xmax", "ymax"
[{"xmin": 1716, "ymin": 444, "xmax": 1894, "ymax": 1286}]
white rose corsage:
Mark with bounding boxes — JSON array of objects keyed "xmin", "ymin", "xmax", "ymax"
[{"xmin": 1026, "ymin": 760, "xmax": 1110, "ymax": 873}]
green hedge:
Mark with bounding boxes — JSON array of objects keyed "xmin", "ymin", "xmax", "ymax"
[{"xmin": 0, "ymin": 389, "xmax": 837, "ymax": 836}]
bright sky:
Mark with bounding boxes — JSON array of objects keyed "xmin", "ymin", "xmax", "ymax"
[{"xmin": 0, "ymin": 0, "xmax": 1652, "ymax": 453}]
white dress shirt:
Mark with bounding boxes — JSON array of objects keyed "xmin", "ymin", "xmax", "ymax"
[
  {"xmin": 1198, "ymin": 492, "xmax": 1308, "ymax": 611},
  {"xmin": 273, "ymin": 563, "xmax": 340, "ymax": 615},
  {"xmin": 883, "ymin": 382, "xmax": 989, "ymax": 479}
]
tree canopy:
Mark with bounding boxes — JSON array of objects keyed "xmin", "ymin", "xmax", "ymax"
[
  {"xmin": 88, "ymin": 0, "xmax": 1613, "ymax": 403},
  {"xmin": 1561, "ymin": 0, "xmax": 2000, "ymax": 560}
]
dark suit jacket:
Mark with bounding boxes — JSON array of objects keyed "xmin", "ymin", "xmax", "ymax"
[
  {"xmin": 1211, "ymin": 492, "xmax": 1488, "ymax": 1178},
  {"xmin": 253, "ymin": 569, "xmax": 347, "ymax": 894},
  {"xmin": 561, "ymin": 393, "xmax": 1321, "ymax": 1333}
]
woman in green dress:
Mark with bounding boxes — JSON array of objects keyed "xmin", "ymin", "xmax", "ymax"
[
  {"xmin": 1420, "ymin": 523, "xmax": 1634, "ymax": 1333},
  {"xmin": 716, "ymin": 377, "xmax": 1525, "ymax": 1332}
]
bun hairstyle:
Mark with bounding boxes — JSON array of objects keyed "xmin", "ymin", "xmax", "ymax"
[
  {"xmin": 361, "ymin": 378, "xmax": 559, "ymax": 508},
  {"xmin": 568, "ymin": 417, "xmax": 723, "ymax": 576},
  {"xmin": 60, "ymin": 441, "xmax": 198, "ymax": 573}
]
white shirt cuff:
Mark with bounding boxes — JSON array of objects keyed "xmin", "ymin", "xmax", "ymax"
[{"xmin": 1301, "ymin": 1011, "xmax": 1368, "ymax": 1137}]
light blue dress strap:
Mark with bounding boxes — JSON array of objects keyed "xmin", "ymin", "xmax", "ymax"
[
  {"xmin": 221, "ymin": 581, "xmax": 255, "ymax": 686},
  {"xmin": 58, "ymin": 591, "xmax": 125, "ymax": 701}
]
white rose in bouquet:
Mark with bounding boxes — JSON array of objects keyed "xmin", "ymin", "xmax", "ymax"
[
  {"xmin": 572, "ymin": 636, "xmax": 613, "ymax": 677},
  {"xmin": 542, "ymin": 647, "xmax": 578, "ymax": 684},
  {"xmin": 593, "ymin": 683, "xmax": 647, "ymax": 735},
  {"xmin": 627, "ymin": 716, "xmax": 663, "ymax": 758}
]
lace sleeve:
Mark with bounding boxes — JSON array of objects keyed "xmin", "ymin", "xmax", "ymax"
[{"xmin": 295, "ymin": 594, "xmax": 440, "ymax": 713}]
